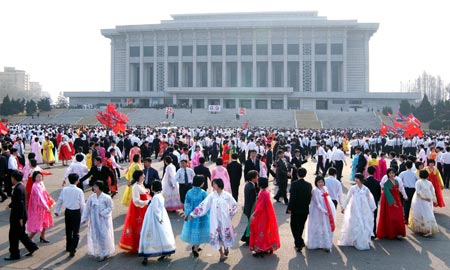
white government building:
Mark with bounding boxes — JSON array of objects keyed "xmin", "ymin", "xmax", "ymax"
[{"xmin": 65, "ymin": 11, "xmax": 420, "ymax": 110}]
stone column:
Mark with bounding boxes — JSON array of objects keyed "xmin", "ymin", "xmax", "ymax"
[
  {"xmin": 222, "ymin": 31, "xmax": 226, "ymax": 87},
  {"xmin": 178, "ymin": 32, "xmax": 182, "ymax": 87},
  {"xmin": 311, "ymin": 32, "xmax": 315, "ymax": 92},
  {"xmin": 207, "ymin": 31, "xmax": 212, "ymax": 87},
  {"xmin": 164, "ymin": 34, "xmax": 168, "ymax": 91},
  {"xmin": 193, "ymin": 32, "xmax": 197, "ymax": 87},
  {"xmin": 283, "ymin": 28, "xmax": 288, "ymax": 88},
  {"xmin": 283, "ymin": 94, "xmax": 288, "ymax": 110},
  {"xmin": 204, "ymin": 97, "xmax": 208, "ymax": 109},
  {"xmin": 268, "ymin": 30, "xmax": 272, "ymax": 87},
  {"xmin": 237, "ymin": 30, "xmax": 242, "ymax": 87},
  {"xmin": 172, "ymin": 94, "xmax": 177, "ymax": 105},
  {"xmin": 364, "ymin": 33, "xmax": 370, "ymax": 92},
  {"xmin": 327, "ymin": 32, "xmax": 332, "ymax": 92},
  {"xmin": 189, "ymin": 97, "xmax": 193, "ymax": 106},
  {"xmin": 343, "ymin": 31, "xmax": 348, "ymax": 92},
  {"xmin": 153, "ymin": 36, "xmax": 157, "ymax": 92},
  {"xmin": 252, "ymin": 31, "xmax": 257, "ymax": 87},
  {"xmin": 139, "ymin": 34, "xmax": 144, "ymax": 92},
  {"xmin": 220, "ymin": 97, "xmax": 224, "ymax": 108},
  {"xmin": 299, "ymin": 31, "xmax": 303, "ymax": 92},
  {"xmin": 268, "ymin": 98, "xmax": 272, "ymax": 109},
  {"xmin": 235, "ymin": 98, "xmax": 240, "ymax": 109},
  {"xmin": 125, "ymin": 35, "xmax": 130, "ymax": 92},
  {"xmin": 251, "ymin": 98, "xmax": 255, "ymax": 109},
  {"xmin": 110, "ymin": 40, "xmax": 115, "ymax": 92}
]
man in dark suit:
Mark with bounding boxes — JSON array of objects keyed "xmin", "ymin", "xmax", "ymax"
[
  {"xmin": 140, "ymin": 141, "xmax": 151, "ymax": 160},
  {"xmin": 274, "ymin": 149, "xmax": 290, "ymax": 204},
  {"xmin": 243, "ymin": 150, "xmax": 260, "ymax": 181},
  {"xmin": 286, "ymin": 167, "xmax": 312, "ymax": 252},
  {"xmin": 227, "ymin": 153, "xmax": 242, "ymax": 201},
  {"xmin": 124, "ymin": 134, "xmax": 132, "ymax": 162},
  {"xmin": 264, "ymin": 143, "xmax": 275, "ymax": 180},
  {"xmin": 5, "ymin": 171, "xmax": 38, "ymax": 260},
  {"xmin": 79, "ymin": 157, "xmax": 115, "ymax": 194},
  {"xmin": 241, "ymin": 170, "xmax": 258, "ymax": 245},
  {"xmin": 194, "ymin": 157, "xmax": 211, "ymax": 191},
  {"xmin": 290, "ymin": 149, "xmax": 307, "ymax": 181},
  {"xmin": 355, "ymin": 147, "xmax": 367, "ymax": 174},
  {"xmin": 142, "ymin": 158, "xmax": 160, "ymax": 190},
  {"xmin": 363, "ymin": 168, "xmax": 381, "ymax": 238},
  {"xmin": 0, "ymin": 148, "xmax": 8, "ymax": 201}
]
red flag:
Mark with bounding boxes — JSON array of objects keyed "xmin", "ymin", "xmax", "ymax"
[
  {"xmin": 96, "ymin": 104, "xmax": 129, "ymax": 134},
  {"xmin": 380, "ymin": 123, "xmax": 388, "ymax": 136},
  {"xmin": 393, "ymin": 120, "xmax": 408, "ymax": 130},
  {"xmin": 408, "ymin": 114, "xmax": 421, "ymax": 127},
  {"xmin": 0, "ymin": 121, "xmax": 8, "ymax": 135}
]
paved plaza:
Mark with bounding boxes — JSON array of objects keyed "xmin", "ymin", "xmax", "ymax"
[{"xmin": 0, "ymin": 157, "xmax": 449, "ymax": 270}]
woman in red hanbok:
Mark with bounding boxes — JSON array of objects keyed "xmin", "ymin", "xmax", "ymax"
[
  {"xmin": 104, "ymin": 152, "xmax": 118, "ymax": 196},
  {"xmin": 377, "ymin": 168, "xmax": 407, "ymax": 240},
  {"xmin": 249, "ymin": 177, "xmax": 280, "ymax": 257},
  {"xmin": 221, "ymin": 140, "xmax": 230, "ymax": 167},
  {"xmin": 119, "ymin": 170, "xmax": 151, "ymax": 253},
  {"xmin": 27, "ymin": 171, "xmax": 55, "ymax": 243},
  {"xmin": 58, "ymin": 137, "xmax": 73, "ymax": 166},
  {"xmin": 378, "ymin": 153, "xmax": 388, "ymax": 180},
  {"xmin": 425, "ymin": 159, "xmax": 445, "ymax": 207}
]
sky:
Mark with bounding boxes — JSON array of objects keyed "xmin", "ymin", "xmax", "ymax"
[{"xmin": 1, "ymin": 0, "xmax": 449, "ymax": 101}]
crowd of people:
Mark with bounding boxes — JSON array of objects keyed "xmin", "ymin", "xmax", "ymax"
[{"xmin": 0, "ymin": 124, "xmax": 448, "ymax": 264}]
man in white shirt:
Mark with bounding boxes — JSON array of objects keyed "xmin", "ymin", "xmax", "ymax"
[
  {"xmin": 331, "ymin": 144, "xmax": 347, "ymax": 181},
  {"xmin": 315, "ymin": 142, "xmax": 326, "ymax": 175},
  {"xmin": 62, "ymin": 154, "xmax": 89, "ymax": 189},
  {"xmin": 324, "ymin": 167, "xmax": 343, "ymax": 208},
  {"xmin": 175, "ymin": 160, "xmax": 195, "ymax": 204},
  {"xmin": 440, "ymin": 146, "xmax": 450, "ymax": 188},
  {"xmin": 54, "ymin": 173, "xmax": 85, "ymax": 257},
  {"xmin": 398, "ymin": 161, "xmax": 418, "ymax": 222}
]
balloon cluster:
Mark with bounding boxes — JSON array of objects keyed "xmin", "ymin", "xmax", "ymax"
[{"xmin": 96, "ymin": 104, "xmax": 129, "ymax": 134}]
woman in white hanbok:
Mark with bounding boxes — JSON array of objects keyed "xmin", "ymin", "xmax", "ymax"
[
  {"xmin": 162, "ymin": 156, "xmax": 183, "ymax": 211},
  {"xmin": 305, "ymin": 175, "xmax": 336, "ymax": 252},
  {"xmin": 139, "ymin": 180, "xmax": 176, "ymax": 265},
  {"xmin": 81, "ymin": 181, "xmax": 115, "ymax": 262},
  {"xmin": 190, "ymin": 178, "xmax": 238, "ymax": 262},
  {"xmin": 31, "ymin": 137, "xmax": 43, "ymax": 164},
  {"xmin": 338, "ymin": 173, "xmax": 377, "ymax": 250},
  {"xmin": 408, "ymin": 170, "xmax": 439, "ymax": 236}
]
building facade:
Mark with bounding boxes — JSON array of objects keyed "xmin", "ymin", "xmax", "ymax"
[{"xmin": 65, "ymin": 12, "xmax": 420, "ymax": 110}]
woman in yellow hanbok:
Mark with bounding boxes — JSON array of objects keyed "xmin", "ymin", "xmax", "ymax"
[
  {"xmin": 121, "ymin": 154, "xmax": 142, "ymax": 206},
  {"xmin": 42, "ymin": 136, "xmax": 55, "ymax": 167},
  {"xmin": 342, "ymin": 137, "xmax": 349, "ymax": 153}
]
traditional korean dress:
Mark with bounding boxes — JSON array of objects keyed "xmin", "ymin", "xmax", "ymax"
[
  {"xmin": 249, "ymin": 189, "xmax": 280, "ymax": 253},
  {"xmin": 350, "ymin": 154, "xmax": 359, "ymax": 183},
  {"xmin": 58, "ymin": 141, "xmax": 73, "ymax": 161},
  {"xmin": 338, "ymin": 185, "xmax": 377, "ymax": 250},
  {"xmin": 376, "ymin": 179, "xmax": 406, "ymax": 239},
  {"xmin": 190, "ymin": 190, "xmax": 238, "ymax": 250},
  {"xmin": 30, "ymin": 140, "xmax": 43, "ymax": 164},
  {"xmin": 42, "ymin": 140, "xmax": 55, "ymax": 164},
  {"xmin": 305, "ymin": 186, "xmax": 336, "ymax": 250},
  {"xmin": 211, "ymin": 166, "xmax": 232, "ymax": 193},
  {"xmin": 368, "ymin": 158, "xmax": 380, "ymax": 181},
  {"xmin": 426, "ymin": 167, "xmax": 445, "ymax": 207},
  {"xmin": 121, "ymin": 161, "xmax": 142, "ymax": 206},
  {"xmin": 27, "ymin": 181, "xmax": 55, "ymax": 233},
  {"xmin": 81, "ymin": 192, "xmax": 115, "ymax": 258},
  {"xmin": 119, "ymin": 183, "xmax": 151, "ymax": 253},
  {"xmin": 180, "ymin": 187, "xmax": 210, "ymax": 245},
  {"xmin": 222, "ymin": 144, "xmax": 230, "ymax": 167},
  {"xmin": 408, "ymin": 179, "xmax": 439, "ymax": 235},
  {"xmin": 378, "ymin": 158, "xmax": 387, "ymax": 180},
  {"xmin": 138, "ymin": 192, "xmax": 176, "ymax": 257},
  {"xmin": 162, "ymin": 163, "xmax": 183, "ymax": 211}
]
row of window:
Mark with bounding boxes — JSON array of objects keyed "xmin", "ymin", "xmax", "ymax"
[{"xmin": 129, "ymin": 43, "xmax": 343, "ymax": 57}]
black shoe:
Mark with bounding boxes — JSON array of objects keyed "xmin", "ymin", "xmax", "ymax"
[
  {"xmin": 69, "ymin": 252, "xmax": 75, "ymax": 257},
  {"xmin": 40, "ymin": 237, "xmax": 50, "ymax": 243},
  {"xmin": 157, "ymin": 255, "xmax": 166, "ymax": 261},
  {"xmin": 25, "ymin": 247, "xmax": 38, "ymax": 257},
  {"xmin": 284, "ymin": 199, "xmax": 289, "ymax": 205},
  {"xmin": 142, "ymin": 258, "xmax": 148, "ymax": 265},
  {"xmin": 4, "ymin": 256, "xmax": 20, "ymax": 261},
  {"xmin": 192, "ymin": 250, "xmax": 199, "ymax": 257},
  {"xmin": 0, "ymin": 195, "xmax": 7, "ymax": 202}
]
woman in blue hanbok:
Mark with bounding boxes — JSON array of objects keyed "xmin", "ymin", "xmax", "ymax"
[
  {"xmin": 350, "ymin": 151, "xmax": 359, "ymax": 183},
  {"xmin": 181, "ymin": 176, "xmax": 210, "ymax": 257}
]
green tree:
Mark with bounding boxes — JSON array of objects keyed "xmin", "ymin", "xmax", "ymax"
[
  {"xmin": 0, "ymin": 95, "xmax": 12, "ymax": 115},
  {"xmin": 382, "ymin": 106, "xmax": 393, "ymax": 116},
  {"xmin": 37, "ymin": 97, "xmax": 52, "ymax": 112},
  {"xmin": 26, "ymin": 100, "xmax": 37, "ymax": 115},
  {"xmin": 56, "ymin": 92, "xmax": 68, "ymax": 109},
  {"xmin": 414, "ymin": 94, "xmax": 434, "ymax": 122},
  {"xmin": 399, "ymin": 99, "xmax": 412, "ymax": 115},
  {"xmin": 429, "ymin": 119, "xmax": 443, "ymax": 130}
]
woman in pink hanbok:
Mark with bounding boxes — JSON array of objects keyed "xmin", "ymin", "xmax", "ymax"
[
  {"xmin": 211, "ymin": 158, "xmax": 231, "ymax": 193},
  {"xmin": 27, "ymin": 171, "xmax": 55, "ymax": 243},
  {"xmin": 191, "ymin": 145, "xmax": 203, "ymax": 168},
  {"xmin": 31, "ymin": 137, "xmax": 43, "ymax": 164}
]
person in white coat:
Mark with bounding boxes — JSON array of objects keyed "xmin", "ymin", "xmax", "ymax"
[{"xmin": 338, "ymin": 173, "xmax": 377, "ymax": 250}]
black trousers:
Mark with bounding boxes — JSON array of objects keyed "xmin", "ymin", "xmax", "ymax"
[
  {"xmin": 230, "ymin": 182, "xmax": 239, "ymax": 202},
  {"xmin": 9, "ymin": 219, "xmax": 37, "ymax": 258},
  {"xmin": 240, "ymin": 215, "xmax": 250, "ymax": 243},
  {"xmin": 178, "ymin": 184, "xmax": 192, "ymax": 204},
  {"xmin": 275, "ymin": 177, "xmax": 288, "ymax": 202},
  {"xmin": 373, "ymin": 205, "xmax": 378, "ymax": 237},
  {"xmin": 443, "ymin": 164, "xmax": 450, "ymax": 188},
  {"xmin": 5, "ymin": 170, "xmax": 13, "ymax": 196},
  {"xmin": 315, "ymin": 156, "xmax": 324, "ymax": 175},
  {"xmin": 335, "ymin": 160, "xmax": 344, "ymax": 181},
  {"xmin": 403, "ymin": 187, "xmax": 416, "ymax": 222},
  {"xmin": 0, "ymin": 177, "xmax": 7, "ymax": 199},
  {"xmin": 332, "ymin": 199, "xmax": 338, "ymax": 209},
  {"xmin": 290, "ymin": 213, "xmax": 308, "ymax": 248},
  {"xmin": 65, "ymin": 209, "xmax": 81, "ymax": 253}
]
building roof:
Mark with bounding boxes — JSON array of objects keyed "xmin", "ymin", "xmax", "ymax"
[{"xmin": 101, "ymin": 11, "xmax": 379, "ymax": 38}]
